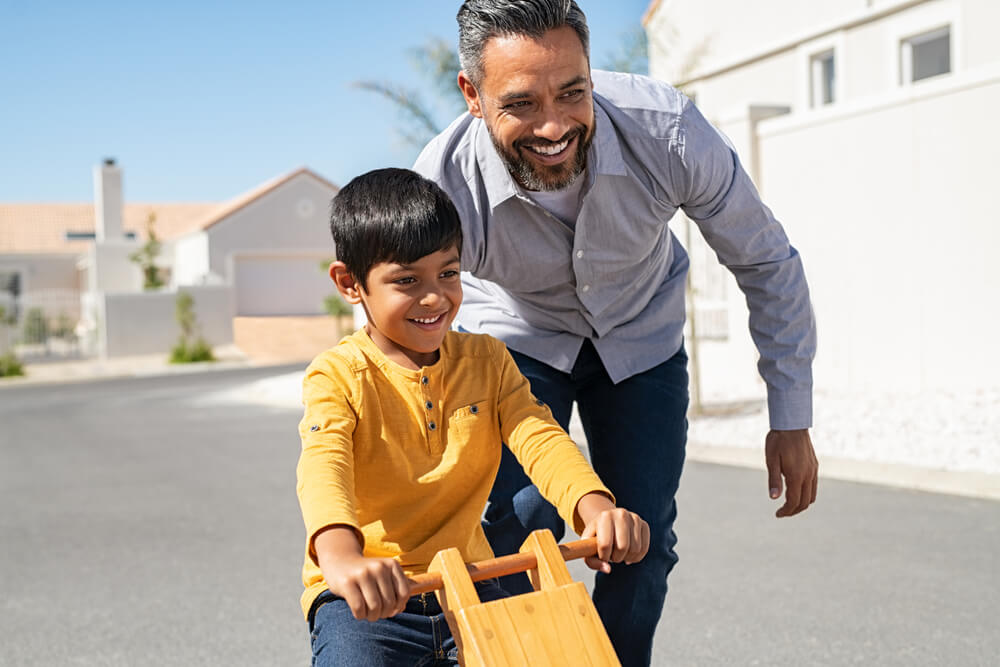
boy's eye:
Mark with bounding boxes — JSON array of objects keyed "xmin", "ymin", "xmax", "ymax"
[
  {"xmin": 393, "ymin": 276, "xmax": 416, "ymax": 285},
  {"xmin": 440, "ymin": 270, "xmax": 459, "ymax": 279}
]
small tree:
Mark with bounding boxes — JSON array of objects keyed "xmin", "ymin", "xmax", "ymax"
[
  {"xmin": 22, "ymin": 307, "xmax": 48, "ymax": 345},
  {"xmin": 129, "ymin": 212, "xmax": 165, "ymax": 290},
  {"xmin": 170, "ymin": 292, "xmax": 215, "ymax": 363},
  {"xmin": 0, "ymin": 304, "xmax": 22, "ymax": 376}
]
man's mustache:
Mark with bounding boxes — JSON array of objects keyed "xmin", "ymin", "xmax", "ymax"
[{"xmin": 515, "ymin": 126, "xmax": 587, "ymax": 150}]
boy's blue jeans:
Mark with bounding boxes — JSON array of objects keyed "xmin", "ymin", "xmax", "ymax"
[
  {"xmin": 309, "ymin": 580, "xmax": 508, "ymax": 666},
  {"xmin": 484, "ymin": 339, "xmax": 689, "ymax": 667}
]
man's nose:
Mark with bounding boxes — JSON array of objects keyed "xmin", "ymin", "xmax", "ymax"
[{"xmin": 535, "ymin": 105, "xmax": 570, "ymax": 141}]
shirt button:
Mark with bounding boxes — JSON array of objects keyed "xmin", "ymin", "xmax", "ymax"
[
  {"xmin": 582, "ymin": 284, "xmax": 590, "ymax": 293},
  {"xmin": 576, "ymin": 250, "xmax": 584, "ymax": 258},
  {"xmin": 421, "ymin": 376, "xmax": 429, "ymax": 385},
  {"xmin": 428, "ymin": 421, "xmax": 437, "ymax": 431},
  {"xmin": 470, "ymin": 405, "xmax": 479, "ymax": 414},
  {"xmin": 425, "ymin": 401, "xmax": 433, "ymax": 410}
]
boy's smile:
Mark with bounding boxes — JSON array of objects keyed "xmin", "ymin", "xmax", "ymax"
[{"xmin": 349, "ymin": 247, "xmax": 462, "ymax": 370}]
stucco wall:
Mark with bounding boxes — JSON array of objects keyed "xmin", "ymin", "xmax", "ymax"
[
  {"xmin": 756, "ymin": 68, "xmax": 1000, "ymax": 393},
  {"xmin": 99, "ymin": 285, "xmax": 234, "ymax": 358}
]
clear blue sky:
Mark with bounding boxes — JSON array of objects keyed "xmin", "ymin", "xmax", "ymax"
[{"xmin": 1, "ymin": 0, "xmax": 651, "ymax": 202}]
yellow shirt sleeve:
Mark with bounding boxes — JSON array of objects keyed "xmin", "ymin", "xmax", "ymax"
[
  {"xmin": 296, "ymin": 357, "xmax": 362, "ymax": 564},
  {"xmin": 494, "ymin": 340, "xmax": 614, "ymax": 535}
]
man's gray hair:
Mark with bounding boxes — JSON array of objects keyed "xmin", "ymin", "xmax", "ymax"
[{"xmin": 457, "ymin": 0, "xmax": 590, "ymax": 85}]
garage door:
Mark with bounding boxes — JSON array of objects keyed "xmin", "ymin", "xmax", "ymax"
[{"xmin": 233, "ymin": 255, "xmax": 331, "ymax": 316}]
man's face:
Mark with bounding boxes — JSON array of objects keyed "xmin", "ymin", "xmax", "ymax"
[{"xmin": 459, "ymin": 26, "xmax": 595, "ymax": 192}]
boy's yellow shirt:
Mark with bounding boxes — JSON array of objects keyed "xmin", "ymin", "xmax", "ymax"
[{"xmin": 296, "ymin": 328, "xmax": 611, "ymax": 618}]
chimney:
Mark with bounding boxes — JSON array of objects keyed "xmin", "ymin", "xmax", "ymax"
[{"xmin": 93, "ymin": 157, "xmax": 123, "ymax": 242}]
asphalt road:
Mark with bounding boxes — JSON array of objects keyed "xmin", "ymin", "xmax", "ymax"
[{"xmin": 1, "ymin": 369, "xmax": 997, "ymax": 666}]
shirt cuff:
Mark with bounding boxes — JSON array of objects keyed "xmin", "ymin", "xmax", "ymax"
[{"xmin": 766, "ymin": 388, "xmax": 813, "ymax": 430}]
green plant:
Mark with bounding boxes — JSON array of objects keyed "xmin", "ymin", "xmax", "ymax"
[
  {"xmin": 169, "ymin": 292, "xmax": 215, "ymax": 364},
  {"xmin": 0, "ymin": 351, "xmax": 24, "ymax": 377},
  {"xmin": 170, "ymin": 338, "xmax": 215, "ymax": 364},
  {"xmin": 129, "ymin": 212, "xmax": 165, "ymax": 290},
  {"xmin": 22, "ymin": 307, "xmax": 48, "ymax": 344},
  {"xmin": 323, "ymin": 294, "xmax": 353, "ymax": 317},
  {"xmin": 0, "ymin": 304, "xmax": 16, "ymax": 327}
]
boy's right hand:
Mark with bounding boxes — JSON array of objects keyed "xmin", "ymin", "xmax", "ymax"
[{"xmin": 314, "ymin": 526, "xmax": 411, "ymax": 621}]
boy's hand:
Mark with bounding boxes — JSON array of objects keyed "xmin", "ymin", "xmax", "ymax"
[
  {"xmin": 314, "ymin": 526, "xmax": 411, "ymax": 622},
  {"xmin": 575, "ymin": 493, "xmax": 650, "ymax": 573}
]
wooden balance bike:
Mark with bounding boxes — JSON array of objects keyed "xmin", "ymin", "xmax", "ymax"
[{"xmin": 408, "ymin": 529, "xmax": 621, "ymax": 666}]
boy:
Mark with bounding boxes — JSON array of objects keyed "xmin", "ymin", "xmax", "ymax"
[{"xmin": 297, "ymin": 168, "xmax": 649, "ymax": 665}]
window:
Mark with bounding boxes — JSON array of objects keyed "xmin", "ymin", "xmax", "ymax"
[
  {"xmin": 902, "ymin": 26, "xmax": 951, "ymax": 83},
  {"xmin": 810, "ymin": 50, "xmax": 836, "ymax": 106}
]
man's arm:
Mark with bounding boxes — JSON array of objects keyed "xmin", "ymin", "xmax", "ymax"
[{"xmin": 671, "ymin": 104, "xmax": 819, "ymax": 516}]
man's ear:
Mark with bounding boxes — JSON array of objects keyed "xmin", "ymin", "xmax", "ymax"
[
  {"xmin": 329, "ymin": 261, "xmax": 363, "ymax": 304},
  {"xmin": 457, "ymin": 71, "xmax": 483, "ymax": 118}
]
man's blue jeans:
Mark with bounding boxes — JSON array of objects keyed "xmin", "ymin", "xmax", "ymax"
[{"xmin": 484, "ymin": 339, "xmax": 688, "ymax": 667}]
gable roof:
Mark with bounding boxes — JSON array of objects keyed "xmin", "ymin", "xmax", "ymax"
[
  {"xmin": 196, "ymin": 167, "xmax": 339, "ymax": 232},
  {"xmin": 0, "ymin": 167, "xmax": 339, "ymax": 255},
  {"xmin": 0, "ymin": 203, "xmax": 220, "ymax": 254}
]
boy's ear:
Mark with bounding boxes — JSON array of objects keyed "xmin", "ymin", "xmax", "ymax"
[{"xmin": 329, "ymin": 261, "xmax": 363, "ymax": 304}]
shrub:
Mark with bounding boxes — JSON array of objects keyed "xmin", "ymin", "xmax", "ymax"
[
  {"xmin": 22, "ymin": 307, "xmax": 48, "ymax": 344},
  {"xmin": 170, "ymin": 338, "xmax": 215, "ymax": 364},
  {"xmin": 0, "ymin": 352, "xmax": 24, "ymax": 377},
  {"xmin": 169, "ymin": 292, "xmax": 216, "ymax": 364}
]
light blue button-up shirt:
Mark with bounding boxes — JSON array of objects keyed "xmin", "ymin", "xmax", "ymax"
[{"xmin": 414, "ymin": 70, "xmax": 816, "ymax": 429}]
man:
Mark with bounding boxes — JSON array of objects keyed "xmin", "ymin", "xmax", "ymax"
[{"xmin": 414, "ymin": 1, "xmax": 818, "ymax": 664}]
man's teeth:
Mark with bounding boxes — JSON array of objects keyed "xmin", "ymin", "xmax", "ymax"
[
  {"xmin": 529, "ymin": 139, "xmax": 569, "ymax": 155},
  {"xmin": 412, "ymin": 314, "xmax": 443, "ymax": 324}
]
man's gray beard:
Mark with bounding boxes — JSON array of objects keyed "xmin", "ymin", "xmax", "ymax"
[{"xmin": 490, "ymin": 124, "xmax": 593, "ymax": 192}]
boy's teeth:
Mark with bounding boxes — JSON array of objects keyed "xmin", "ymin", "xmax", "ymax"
[{"xmin": 413, "ymin": 314, "xmax": 442, "ymax": 324}]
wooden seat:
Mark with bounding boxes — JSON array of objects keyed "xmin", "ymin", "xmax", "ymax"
[{"xmin": 409, "ymin": 530, "xmax": 620, "ymax": 666}]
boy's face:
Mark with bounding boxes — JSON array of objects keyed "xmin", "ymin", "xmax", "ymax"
[{"xmin": 345, "ymin": 246, "xmax": 462, "ymax": 369}]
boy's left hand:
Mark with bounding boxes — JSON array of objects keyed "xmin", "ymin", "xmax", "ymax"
[{"xmin": 576, "ymin": 493, "xmax": 650, "ymax": 573}]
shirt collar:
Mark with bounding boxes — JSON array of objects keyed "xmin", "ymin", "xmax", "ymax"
[{"xmin": 476, "ymin": 95, "xmax": 626, "ymax": 213}]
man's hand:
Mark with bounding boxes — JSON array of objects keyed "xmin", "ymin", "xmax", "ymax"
[
  {"xmin": 765, "ymin": 429, "xmax": 818, "ymax": 517},
  {"xmin": 314, "ymin": 526, "xmax": 411, "ymax": 621},
  {"xmin": 575, "ymin": 493, "xmax": 650, "ymax": 573}
]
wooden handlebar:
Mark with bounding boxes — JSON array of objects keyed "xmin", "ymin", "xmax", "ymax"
[{"xmin": 407, "ymin": 537, "xmax": 597, "ymax": 595}]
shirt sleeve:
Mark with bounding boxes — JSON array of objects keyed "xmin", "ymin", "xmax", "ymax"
[
  {"xmin": 671, "ymin": 104, "xmax": 817, "ymax": 429},
  {"xmin": 493, "ymin": 341, "xmax": 613, "ymax": 534},
  {"xmin": 296, "ymin": 357, "xmax": 362, "ymax": 564}
]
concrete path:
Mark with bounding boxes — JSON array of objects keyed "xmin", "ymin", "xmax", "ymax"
[{"xmin": 1, "ymin": 368, "xmax": 997, "ymax": 665}]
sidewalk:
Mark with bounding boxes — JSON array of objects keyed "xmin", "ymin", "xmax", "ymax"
[{"xmin": 0, "ymin": 344, "xmax": 296, "ymax": 388}]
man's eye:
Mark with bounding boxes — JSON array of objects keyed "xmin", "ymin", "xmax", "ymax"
[
  {"xmin": 562, "ymin": 89, "xmax": 585, "ymax": 100},
  {"xmin": 503, "ymin": 100, "xmax": 531, "ymax": 111}
]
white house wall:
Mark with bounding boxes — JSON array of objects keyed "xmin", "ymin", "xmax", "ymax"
[
  {"xmin": 205, "ymin": 173, "xmax": 336, "ymax": 316},
  {"xmin": 756, "ymin": 67, "xmax": 1000, "ymax": 394},
  {"xmin": 171, "ymin": 231, "xmax": 211, "ymax": 286},
  {"xmin": 101, "ymin": 285, "xmax": 234, "ymax": 358}
]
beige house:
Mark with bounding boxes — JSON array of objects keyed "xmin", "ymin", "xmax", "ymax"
[{"xmin": 1, "ymin": 163, "xmax": 340, "ymax": 359}]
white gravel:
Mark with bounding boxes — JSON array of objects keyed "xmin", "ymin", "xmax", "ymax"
[
  {"xmin": 688, "ymin": 387, "xmax": 1000, "ymax": 474},
  {"xmin": 215, "ymin": 373, "xmax": 1000, "ymax": 474}
]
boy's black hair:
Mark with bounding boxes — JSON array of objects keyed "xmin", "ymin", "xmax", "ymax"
[{"xmin": 330, "ymin": 168, "xmax": 464, "ymax": 290}]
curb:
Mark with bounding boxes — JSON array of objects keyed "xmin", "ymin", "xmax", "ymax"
[
  {"xmin": 0, "ymin": 357, "xmax": 308, "ymax": 390},
  {"xmin": 687, "ymin": 442, "xmax": 1000, "ymax": 502}
]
